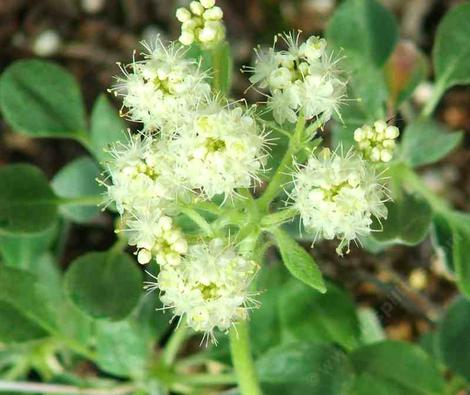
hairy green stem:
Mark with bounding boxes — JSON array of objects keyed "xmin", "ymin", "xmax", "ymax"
[
  {"xmin": 229, "ymin": 322, "xmax": 263, "ymax": 395},
  {"xmin": 257, "ymin": 115, "xmax": 306, "ymax": 211},
  {"xmin": 180, "ymin": 208, "xmax": 214, "ymax": 236},
  {"xmin": 261, "ymin": 208, "xmax": 298, "ymax": 229}
]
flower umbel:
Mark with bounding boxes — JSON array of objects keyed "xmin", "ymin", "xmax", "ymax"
[
  {"xmin": 151, "ymin": 238, "xmax": 258, "ymax": 340},
  {"xmin": 103, "ymin": 133, "xmax": 184, "ymax": 215},
  {"xmin": 176, "ymin": 0, "xmax": 225, "ymax": 48},
  {"xmin": 246, "ymin": 32, "xmax": 347, "ymax": 125},
  {"xmin": 354, "ymin": 120, "xmax": 400, "ymax": 162},
  {"xmin": 175, "ymin": 104, "xmax": 269, "ymax": 198},
  {"xmin": 110, "ymin": 38, "xmax": 210, "ymax": 131},
  {"xmin": 291, "ymin": 148, "xmax": 389, "ymax": 254}
]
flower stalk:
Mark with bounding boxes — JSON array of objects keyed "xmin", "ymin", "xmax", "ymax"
[{"xmin": 229, "ymin": 321, "xmax": 263, "ymax": 395}]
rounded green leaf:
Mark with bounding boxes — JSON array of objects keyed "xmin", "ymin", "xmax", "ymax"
[
  {"xmin": 0, "ymin": 164, "xmax": 58, "ymax": 234},
  {"xmin": 279, "ymin": 280, "xmax": 360, "ymax": 350},
  {"xmin": 372, "ymin": 192, "xmax": 432, "ymax": 246},
  {"xmin": 433, "ymin": 3, "xmax": 470, "ymax": 90},
  {"xmin": 400, "ymin": 120, "xmax": 463, "ymax": 167},
  {"xmin": 0, "ymin": 300, "xmax": 47, "ymax": 343},
  {"xmin": 438, "ymin": 297, "xmax": 470, "ymax": 381},
  {"xmin": 256, "ymin": 342, "xmax": 353, "ymax": 395},
  {"xmin": 326, "ymin": 0, "xmax": 398, "ymax": 67},
  {"xmin": 52, "ymin": 157, "xmax": 103, "ymax": 223},
  {"xmin": 273, "ymin": 229, "xmax": 326, "ymax": 293},
  {"xmin": 0, "ymin": 223, "xmax": 57, "ymax": 269},
  {"xmin": 350, "ymin": 341, "xmax": 445, "ymax": 395},
  {"xmin": 95, "ymin": 319, "xmax": 151, "ymax": 378},
  {"xmin": 90, "ymin": 95, "xmax": 126, "ymax": 162},
  {"xmin": 0, "ymin": 59, "xmax": 86, "ymax": 138},
  {"xmin": 65, "ymin": 252, "xmax": 142, "ymax": 321},
  {"xmin": 433, "ymin": 212, "xmax": 470, "ymax": 298},
  {"xmin": 0, "ymin": 264, "xmax": 58, "ymax": 334}
]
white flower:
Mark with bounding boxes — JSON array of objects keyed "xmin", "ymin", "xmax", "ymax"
[
  {"xmin": 245, "ymin": 32, "xmax": 347, "ymax": 125},
  {"xmin": 110, "ymin": 38, "xmax": 210, "ymax": 131},
  {"xmin": 152, "ymin": 238, "xmax": 258, "ymax": 338},
  {"xmin": 291, "ymin": 148, "xmax": 389, "ymax": 254},
  {"xmin": 354, "ymin": 120, "xmax": 400, "ymax": 163},
  {"xmin": 173, "ymin": 104, "xmax": 269, "ymax": 198},
  {"xmin": 176, "ymin": 1, "xmax": 225, "ymax": 48},
  {"xmin": 103, "ymin": 133, "xmax": 185, "ymax": 215}
]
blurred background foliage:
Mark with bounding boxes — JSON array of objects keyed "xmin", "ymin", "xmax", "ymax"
[{"xmin": 0, "ymin": 0, "xmax": 469, "ymax": 394}]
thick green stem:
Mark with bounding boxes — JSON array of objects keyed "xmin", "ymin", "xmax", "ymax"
[
  {"xmin": 229, "ymin": 322, "xmax": 263, "ymax": 395},
  {"xmin": 162, "ymin": 321, "xmax": 189, "ymax": 367}
]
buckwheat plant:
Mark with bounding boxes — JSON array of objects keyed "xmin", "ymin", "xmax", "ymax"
[{"xmin": 0, "ymin": 1, "xmax": 469, "ymax": 395}]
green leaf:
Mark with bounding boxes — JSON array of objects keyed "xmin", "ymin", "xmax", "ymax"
[
  {"xmin": 432, "ymin": 212, "xmax": 470, "ymax": 298},
  {"xmin": 349, "ymin": 63, "xmax": 389, "ymax": 120},
  {"xmin": 350, "ymin": 341, "xmax": 445, "ymax": 395},
  {"xmin": 272, "ymin": 229, "xmax": 326, "ymax": 293},
  {"xmin": 372, "ymin": 192, "xmax": 432, "ymax": 246},
  {"xmin": 94, "ymin": 318, "xmax": 151, "ymax": 378},
  {"xmin": 327, "ymin": 0, "xmax": 397, "ymax": 120},
  {"xmin": 90, "ymin": 94, "xmax": 126, "ymax": 162},
  {"xmin": 29, "ymin": 253, "xmax": 93, "ymax": 347},
  {"xmin": 92, "ymin": 292, "xmax": 167, "ymax": 378},
  {"xmin": 0, "ymin": 300, "xmax": 47, "ymax": 343},
  {"xmin": 65, "ymin": 251, "xmax": 142, "ymax": 321},
  {"xmin": 357, "ymin": 307, "xmax": 385, "ymax": 345},
  {"xmin": 0, "ymin": 59, "xmax": 86, "ymax": 138},
  {"xmin": 250, "ymin": 262, "xmax": 288, "ymax": 356},
  {"xmin": 438, "ymin": 297, "xmax": 470, "ymax": 381},
  {"xmin": 0, "ymin": 223, "xmax": 57, "ymax": 269},
  {"xmin": 433, "ymin": 2, "xmax": 470, "ymax": 90},
  {"xmin": 352, "ymin": 373, "xmax": 407, "ymax": 395},
  {"xmin": 256, "ymin": 342, "xmax": 353, "ymax": 395},
  {"xmin": 52, "ymin": 157, "xmax": 103, "ymax": 223},
  {"xmin": 185, "ymin": 41, "xmax": 233, "ymax": 96},
  {"xmin": 279, "ymin": 280, "xmax": 360, "ymax": 350},
  {"xmin": 400, "ymin": 120, "xmax": 463, "ymax": 167},
  {"xmin": 0, "ymin": 264, "xmax": 58, "ymax": 335},
  {"xmin": 326, "ymin": 0, "xmax": 398, "ymax": 67},
  {"xmin": 0, "ymin": 164, "xmax": 58, "ymax": 234}
]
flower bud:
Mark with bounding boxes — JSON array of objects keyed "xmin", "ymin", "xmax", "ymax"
[
  {"xmin": 200, "ymin": 0, "xmax": 216, "ymax": 8},
  {"xmin": 176, "ymin": 7, "xmax": 191, "ymax": 22},
  {"xmin": 203, "ymin": 6, "xmax": 223, "ymax": 20},
  {"xmin": 190, "ymin": 1, "xmax": 204, "ymax": 15}
]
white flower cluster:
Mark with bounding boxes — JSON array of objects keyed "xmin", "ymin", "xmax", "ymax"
[
  {"xmin": 354, "ymin": 120, "xmax": 400, "ymax": 162},
  {"xmin": 110, "ymin": 39, "xmax": 210, "ymax": 131},
  {"xmin": 176, "ymin": 106, "xmax": 268, "ymax": 198},
  {"xmin": 153, "ymin": 238, "xmax": 258, "ymax": 338},
  {"xmin": 104, "ymin": 37, "xmax": 267, "ymax": 336},
  {"xmin": 176, "ymin": 0, "xmax": 225, "ymax": 48},
  {"xmin": 291, "ymin": 148, "xmax": 389, "ymax": 254},
  {"xmin": 246, "ymin": 33, "xmax": 347, "ymax": 125}
]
